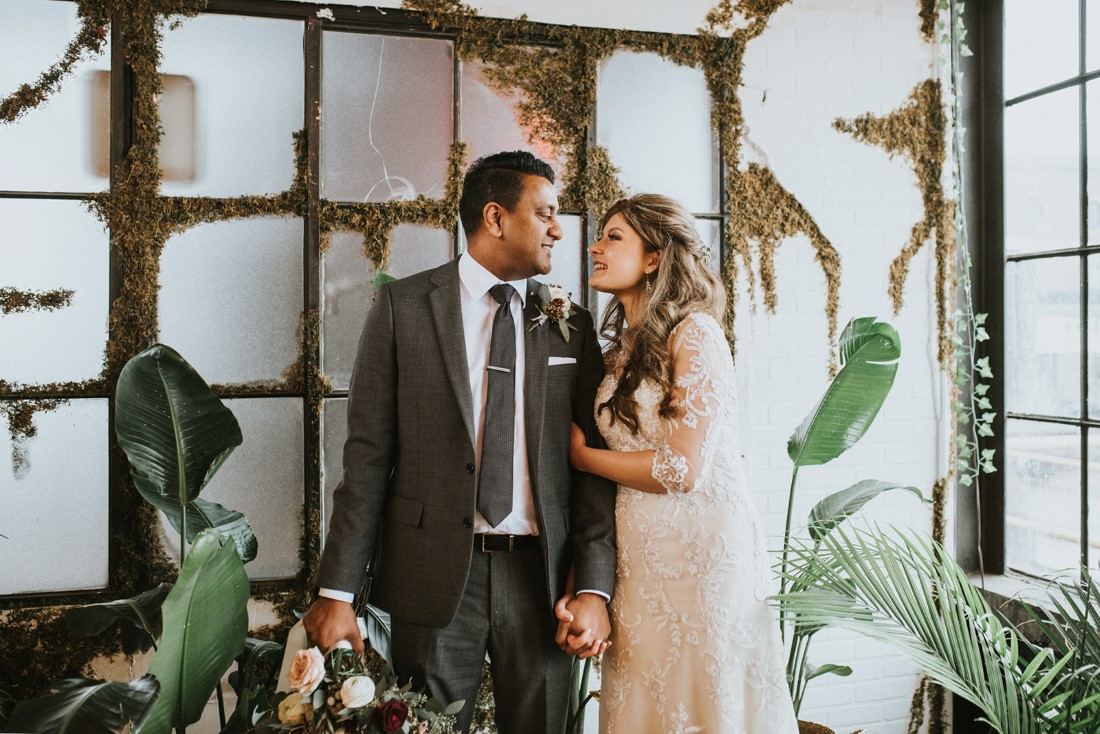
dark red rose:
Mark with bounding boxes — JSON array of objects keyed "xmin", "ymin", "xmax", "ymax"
[{"xmin": 373, "ymin": 699, "xmax": 409, "ymax": 733}]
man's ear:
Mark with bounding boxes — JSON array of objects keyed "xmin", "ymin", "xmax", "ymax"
[{"xmin": 483, "ymin": 202, "xmax": 504, "ymax": 237}]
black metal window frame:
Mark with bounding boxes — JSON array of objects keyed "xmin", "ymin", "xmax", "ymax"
[
  {"xmin": 0, "ymin": 0, "xmax": 727, "ymax": 605},
  {"xmin": 970, "ymin": 0, "xmax": 1096, "ymax": 580}
]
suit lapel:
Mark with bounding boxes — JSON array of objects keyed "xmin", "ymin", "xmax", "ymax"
[
  {"xmin": 429, "ymin": 261, "xmax": 476, "ymax": 450},
  {"xmin": 523, "ymin": 279, "xmax": 549, "ymax": 480}
]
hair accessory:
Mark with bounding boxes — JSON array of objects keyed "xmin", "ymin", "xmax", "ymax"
[{"xmin": 695, "ymin": 245, "xmax": 712, "ymax": 266}]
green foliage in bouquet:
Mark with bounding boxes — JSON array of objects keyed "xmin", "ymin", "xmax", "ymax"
[{"xmin": 253, "ymin": 648, "xmax": 461, "ymax": 734}]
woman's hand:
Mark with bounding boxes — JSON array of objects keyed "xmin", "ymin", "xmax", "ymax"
[{"xmin": 570, "ymin": 422, "xmax": 589, "ymax": 472}]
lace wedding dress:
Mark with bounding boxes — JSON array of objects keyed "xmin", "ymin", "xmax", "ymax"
[{"xmin": 595, "ymin": 313, "xmax": 799, "ymax": 734}]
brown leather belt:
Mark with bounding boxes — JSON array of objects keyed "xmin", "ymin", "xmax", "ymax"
[{"xmin": 474, "ymin": 533, "xmax": 538, "ymax": 553}]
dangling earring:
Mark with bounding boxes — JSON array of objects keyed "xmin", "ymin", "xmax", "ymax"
[{"xmin": 644, "ymin": 273, "xmax": 652, "ymax": 294}]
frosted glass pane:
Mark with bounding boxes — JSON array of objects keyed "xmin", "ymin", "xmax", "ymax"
[
  {"xmin": 1005, "ymin": 419, "xmax": 1080, "ymax": 577},
  {"xmin": 0, "ymin": 1, "xmax": 110, "ymax": 192},
  {"xmin": 321, "ymin": 397, "xmax": 347, "ymax": 546},
  {"xmin": 1091, "ymin": 430, "xmax": 1100, "ymax": 569},
  {"xmin": 459, "ymin": 59, "xmax": 567, "ymax": 185},
  {"xmin": 0, "ymin": 199, "xmax": 108, "ymax": 384},
  {"xmin": 548, "ymin": 215, "xmax": 583, "ymax": 303},
  {"xmin": 1005, "ymin": 0, "xmax": 1078, "ymax": 100},
  {"xmin": 322, "ymin": 225, "xmax": 453, "ymax": 390},
  {"xmin": 159, "ymin": 14, "xmax": 303, "ymax": 196},
  {"xmin": 322, "ymin": 33, "xmax": 453, "ymax": 202},
  {"xmin": 159, "ymin": 217, "xmax": 303, "ymax": 385},
  {"xmin": 161, "ymin": 398, "xmax": 304, "ymax": 580},
  {"xmin": 597, "ymin": 51, "xmax": 718, "ymax": 214},
  {"xmin": 1004, "ymin": 88, "xmax": 1080, "ymax": 254},
  {"xmin": 1005, "ymin": 258, "xmax": 1080, "ymax": 418},
  {"xmin": 0, "ymin": 399, "xmax": 109, "ymax": 594}
]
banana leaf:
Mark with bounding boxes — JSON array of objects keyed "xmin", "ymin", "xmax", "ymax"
[
  {"xmin": 807, "ymin": 480, "xmax": 924, "ymax": 542},
  {"xmin": 135, "ymin": 528, "xmax": 249, "ymax": 734},
  {"xmin": 787, "ymin": 317, "xmax": 900, "ymax": 468},
  {"xmin": 64, "ymin": 583, "xmax": 172, "ymax": 655},
  {"xmin": 114, "ymin": 344, "xmax": 255, "ymax": 562},
  {"xmin": 7, "ymin": 675, "xmax": 159, "ymax": 734}
]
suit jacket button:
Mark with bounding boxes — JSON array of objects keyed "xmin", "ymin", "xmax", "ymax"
[
  {"xmin": 465, "ymin": 463, "xmax": 475, "ymax": 474},
  {"xmin": 463, "ymin": 518, "xmax": 473, "ymax": 529}
]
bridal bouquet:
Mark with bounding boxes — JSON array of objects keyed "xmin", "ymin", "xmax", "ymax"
[{"xmin": 255, "ymin": 646, "xmax": 462, "ymax": 734}]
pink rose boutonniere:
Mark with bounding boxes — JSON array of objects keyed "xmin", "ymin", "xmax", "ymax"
[{"xmin": 529, "ymin": 283, "xmax": 578, "ymax": 341}]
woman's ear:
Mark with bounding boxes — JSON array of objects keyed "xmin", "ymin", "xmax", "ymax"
[{"xmin": 645, "ymin": 249, "xmax": 662, "ymax": 275}]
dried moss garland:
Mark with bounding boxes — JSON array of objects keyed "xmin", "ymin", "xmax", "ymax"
[
  {"xmin": 834, "ymin": 79, "xmax": 954, "ymax": 366},
  {"xmin": 0, "ymin": 288, "xmax": 74, "ymax": 315}
]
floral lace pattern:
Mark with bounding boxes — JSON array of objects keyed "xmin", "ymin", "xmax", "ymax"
[{"xmin": 595, "ymin": 313, "xmax": 798, "ymax": 734}]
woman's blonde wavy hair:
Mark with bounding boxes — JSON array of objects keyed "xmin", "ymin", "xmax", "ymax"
[{"xmin": 597, "ymin": 193, "xmax": 727, "ymax": 434}]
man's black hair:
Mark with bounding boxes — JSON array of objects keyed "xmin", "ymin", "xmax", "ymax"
[{"xmin": 458, "ymin": 151, "xmax": 555, "ymax": 237}]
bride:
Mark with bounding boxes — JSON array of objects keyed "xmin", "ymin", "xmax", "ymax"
[{"xmin": 560, "ymin": 194, "xmax": 799, "ymax": 733}]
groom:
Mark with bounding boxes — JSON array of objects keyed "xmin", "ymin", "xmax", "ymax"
[{"xmin": 304, "ymin": 151, "xmax": 616, "ymax": 733}]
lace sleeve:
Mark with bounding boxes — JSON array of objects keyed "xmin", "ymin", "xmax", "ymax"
[{"xmin": 650, "ymin": 313, "xmax": 732, "ymax": 494}]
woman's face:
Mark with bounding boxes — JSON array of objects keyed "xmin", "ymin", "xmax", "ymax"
[{"xmin": 588, "ymin": 213, "xmax": 654, "ymax": 296}]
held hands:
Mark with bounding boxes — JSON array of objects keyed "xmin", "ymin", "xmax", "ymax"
[
  {"xmin": 303, "ymin": 596, "xmax": 364, "ymax": 657},
  {"xmin": 554, "ymin": 590, "xmax": 611, "ymax": 659}
]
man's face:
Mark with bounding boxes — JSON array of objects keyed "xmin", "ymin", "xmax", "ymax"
[{"xmin": 497, "ymin": 175, "xmax": 563, "ymax": 278}]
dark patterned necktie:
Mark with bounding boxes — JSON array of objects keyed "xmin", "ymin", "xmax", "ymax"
[{"xmin": 477, "ymin": 283, "xmax": 517, "ymax": 527}]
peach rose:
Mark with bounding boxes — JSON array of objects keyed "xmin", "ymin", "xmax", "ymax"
[{"xmin": 287, "ymin": 646, "xmax": 326, "ymax": 695}]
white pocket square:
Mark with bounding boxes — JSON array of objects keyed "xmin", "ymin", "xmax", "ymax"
[{"xmin": 548, "ymin": 356, "xmax": 577, "ymax": 366}]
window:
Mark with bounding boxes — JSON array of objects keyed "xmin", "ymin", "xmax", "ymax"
[
  {"xmin": 0, "ymin": 0, "xmax": 722, "ymax": 602},
  {"xmin": 992, "ymin": 0, "xmax": 1100, "ymax": 578}
]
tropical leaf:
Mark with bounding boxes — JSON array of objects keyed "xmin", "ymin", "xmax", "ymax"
[
  {"xmin": 775, "ymin": 527, "xmax": 1100, "ymax": 733},
  {"xmin": 135, "ymin": 529, "xmax": 249, "ymax": 734},
  {"xmin": 807, "ymin": 480, "xmax": 924, "ymax": 542},
  {"xmin": 7, "ymin": 676, "xmax": 159, "ymax": 734},
  {"xmin": 221, "ymin": 639, "xmax": 284, "ymax": 734},
  {"xmin": 806, "ymin": 663, "xmax": 852, "ymax": 681},
  {"xmin": 64, "ymin": 583, "xmax": 172, "ymax": 655},
  {"xmin": 115, "ymin": 344, "xmax": 254, "ymax": 562},
  {"xmin": 787, "ymin": 317, "xmax": 900, "ymax": 468}
]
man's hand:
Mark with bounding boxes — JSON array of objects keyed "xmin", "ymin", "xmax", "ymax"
[
  {"xmin": 555, "ymin": 592, "xmax": 610, "ymax": 659},
  {"xmin": 302, "ymin": 596, "xmax": 363, "ymax": 656}
]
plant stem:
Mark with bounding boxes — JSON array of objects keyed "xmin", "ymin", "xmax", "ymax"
[
  {"xmin": 780, "ymin": 466, "xmax": 800, "ymax": 641},
  {"xmin": 179, "ymin": 503, "xmax": 187, "ymax": 566}
]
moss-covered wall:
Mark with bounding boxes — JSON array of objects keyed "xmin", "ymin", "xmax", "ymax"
[{"xmin": 0, "ymin": 0, "xmax": 952, "ymax": 727}]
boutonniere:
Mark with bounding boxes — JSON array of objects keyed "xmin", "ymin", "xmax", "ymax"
[{"xmin": 529, "ymin": 283, "xmax": 578, "ymax": 342}]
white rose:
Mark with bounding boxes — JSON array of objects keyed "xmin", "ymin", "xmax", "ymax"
[
  {"xmin": 339, "ymin": 675, "xmax": 376, "ymax": 708},
  {"xmin": 287, "ymin": 646, "xmax": 326, "ymax": 695},
  {"xmin": 278, "ymin": 692, "xmax": 313, "ymax": 724}
]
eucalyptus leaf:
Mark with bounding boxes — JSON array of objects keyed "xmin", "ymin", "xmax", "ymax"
[
  {"xmin": 7, "ymin": 675, "xmax": 159, "ymax": 734},
  {"xmin": 807, "ymin": 480, "xmax": 924, "ymax": 542},
  {"xmin": 64, "ymin": 583, "xmax": 172, "ymax": 655},
  {"xmin": 135, "ymin": 529, "xmax": 249, "ymax": 734},
  {"xmin": 787, "ymin": 318, "xmax": 900, "ymax": 468},
  {"xmin": 363, "ymin": 603, "xmax": 393, "ymax": 666}
]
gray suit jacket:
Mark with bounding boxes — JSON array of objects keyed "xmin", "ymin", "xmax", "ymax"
[{"xmin": 316, "ymin": 257, "xmax": 617, "ymax": 628}]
